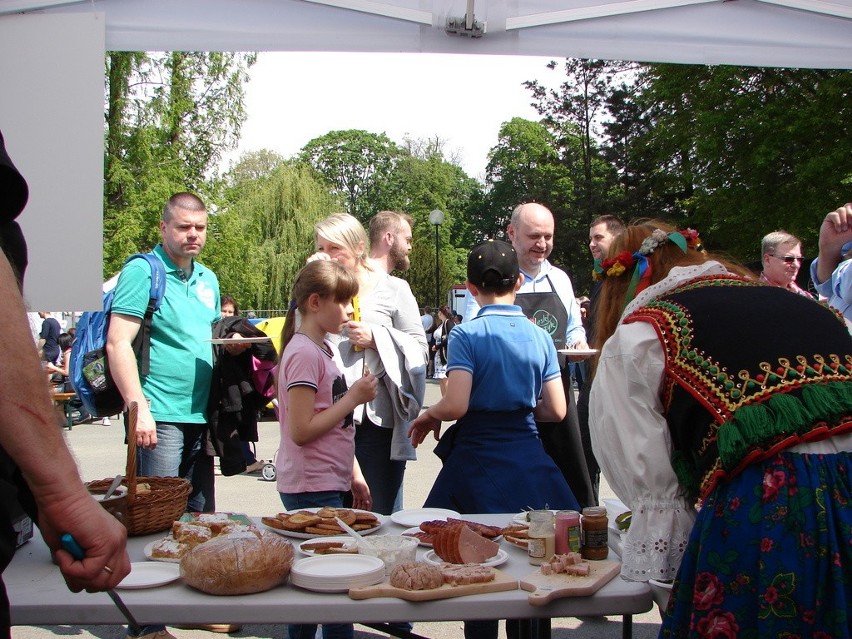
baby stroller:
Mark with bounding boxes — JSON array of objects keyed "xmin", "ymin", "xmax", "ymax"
[
  {"xmin": 258, "ymin": 398, "xmax": 278, "ymax": 481},
  {"xmin": 260, "ymin": 451, "xmax": 277, "ymax": 482}
]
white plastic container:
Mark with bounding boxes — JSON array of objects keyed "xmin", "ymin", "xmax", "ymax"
[{"xmin": 357, "ymin": 535, "xmax": 418, "ymax": 575}]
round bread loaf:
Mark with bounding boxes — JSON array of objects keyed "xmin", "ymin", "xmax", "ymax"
[
  {"xmin": 389, "ymin": 561, "xmax": 444, "ymax": 591},
  {"xmin": 180, "ymin": 530, "xmax": 294, "ymax": 595}
]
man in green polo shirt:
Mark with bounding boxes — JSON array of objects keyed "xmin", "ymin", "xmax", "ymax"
[{"xmin": 107, "ymin": 192, "xmax": 221, "ymax": 514}]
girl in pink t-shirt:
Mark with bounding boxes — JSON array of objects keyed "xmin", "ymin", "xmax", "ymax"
[
  {"xmin": 276, "ymin": 260, "xmax": 378, "ymax": 639},
  {"xmin": 276, "ymin": 259, "xmax": 377, "ymax": 511}
]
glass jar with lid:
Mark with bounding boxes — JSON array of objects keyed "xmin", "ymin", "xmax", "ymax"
[
  {"xmin": 580, "ymin": 506, "xmax": 609, "ymax": 560},
  {"xmin": 527, "ymin": 510, "xmax": 555, "ymax": 565},
  {"xmin": 555, "ymin": 510, "xmax": 581, "ymax": 554}
]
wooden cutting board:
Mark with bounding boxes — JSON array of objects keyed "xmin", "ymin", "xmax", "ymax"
[
  {"xmin": 349, "ymin": 568, "xmax": 517, "ymax": 601},
  {"xmin": 520, "ymin": 560, "xmax": 620, "ymax": 606}
]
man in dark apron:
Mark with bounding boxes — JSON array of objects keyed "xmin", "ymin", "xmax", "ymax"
[{"xmin": 463, "ymin": 203, "xmax": 595, "ymax": 508}]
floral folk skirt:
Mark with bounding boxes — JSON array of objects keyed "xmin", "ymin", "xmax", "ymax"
[{"xmin": 661, "ymin": 451, "xmax": 852, "ymax": 639}]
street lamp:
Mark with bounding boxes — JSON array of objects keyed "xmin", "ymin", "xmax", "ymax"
[{"xmin": 428, "ymin": 209, "xmax": 445, "ymax": 309}]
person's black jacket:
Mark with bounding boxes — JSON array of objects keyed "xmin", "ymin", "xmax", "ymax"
[{"xmin": 206, "ymin": 317, "xmax": 277, "ymax": 476}]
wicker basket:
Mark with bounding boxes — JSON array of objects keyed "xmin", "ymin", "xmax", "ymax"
[{"xmin": 86, "ymin": 402, "xmax": 191, "ymax": 536}]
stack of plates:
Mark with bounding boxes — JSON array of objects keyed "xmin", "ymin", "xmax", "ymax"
[{"xmin": 290, "ymin": 555, "xmax": 385, "ymax": 593}]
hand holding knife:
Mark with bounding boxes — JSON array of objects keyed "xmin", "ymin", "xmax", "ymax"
[{"xmin": 60, "ymin": 533, "xmax": 143, "ymax": 636}]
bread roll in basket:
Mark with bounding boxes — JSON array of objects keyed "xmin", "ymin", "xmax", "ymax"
[{"xmin": 180, "ymin": 530, "xmax": 294, "ymax": 595}]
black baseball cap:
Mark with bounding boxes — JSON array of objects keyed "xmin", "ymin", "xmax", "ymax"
[{"xmin": 467, "ymin": 239, "xmax": 519, "ymax": 289}]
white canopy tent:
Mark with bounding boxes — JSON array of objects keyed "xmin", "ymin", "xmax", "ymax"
[
  {"xmin": 0, "ymin": 0, "xmax": 850, "ymax": 310},
  {"xmin": 11, "ymin": 0, "xmax": 852, "ymax": 67}
]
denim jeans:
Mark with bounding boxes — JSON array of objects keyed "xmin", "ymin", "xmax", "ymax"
[
  {"xmin": 135, "ymin": 421, "xmax": 215, "ymax": 512},
  {"xmin": 280, "ymin": 492, "xmax": 353, "ymax": 639},
  {"xmin": 279, "ymin": 491, "xmax": 348, "ymax": 510},
  {"xmin": 354, "ymin": 418, "xmax": 405, "ymax": 515}
]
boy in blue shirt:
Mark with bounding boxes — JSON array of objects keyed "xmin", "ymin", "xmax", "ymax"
[
  {"xmin": 409, "ymin": 239, "xmax": 578, "ymax": 639},
  {"xmin": 409, "ymin": 239, "xmax": 578, "ymax": 514}
]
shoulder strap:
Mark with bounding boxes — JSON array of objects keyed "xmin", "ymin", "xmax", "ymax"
[
  {"xmin": 122, "ymin": 253, "xmax": 166, "ymax": 310},
  {"xmin": 123, "ymin": 253, "xmax": 166, "ymax": 376}
]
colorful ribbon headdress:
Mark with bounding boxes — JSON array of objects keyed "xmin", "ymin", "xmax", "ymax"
[{"xmin": 592, "ymin": 227, "xmax": 702, "ymax": 308}]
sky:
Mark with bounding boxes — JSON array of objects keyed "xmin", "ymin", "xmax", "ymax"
[{"xmin": 227, "ymin": 51, "xmax": 561, "ymax": 181}]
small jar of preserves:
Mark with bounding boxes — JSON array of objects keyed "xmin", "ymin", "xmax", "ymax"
[{"xmin": 580, "ymin": 506, "xmax": 609, "ymax": 560}]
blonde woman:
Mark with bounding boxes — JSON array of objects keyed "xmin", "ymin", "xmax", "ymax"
[{"xmin": 310, "ymin": 213, "xmax": 428, "ymax": 515}]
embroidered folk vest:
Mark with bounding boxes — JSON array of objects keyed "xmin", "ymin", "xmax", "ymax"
[{"xmin": 625, "ymin": 275, "xmax": 852, "ymax": 503}]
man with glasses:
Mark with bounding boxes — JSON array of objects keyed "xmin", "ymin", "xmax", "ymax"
[{"xmin": 759, "ymin": 230, "xmax": 814, "ymax": 298}]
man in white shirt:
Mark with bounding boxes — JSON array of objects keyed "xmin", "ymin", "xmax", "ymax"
[
  {"xmin": 462, "ymin": 202, "xmax": 595, "ymax": 507},
  {"xmin": 420, "ymin": 309, "xmax": 433, "ymax": 331}
]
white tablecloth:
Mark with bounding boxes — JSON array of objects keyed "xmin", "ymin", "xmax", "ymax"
[{"xmin": 6, "ymin": 514, "xmax": 651, "ymax": 626}]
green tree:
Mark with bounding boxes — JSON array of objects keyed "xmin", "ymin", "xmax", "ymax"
[
  {"xmin": 299, "ymin": 130, "xmax": 400, "ymax": 222},
  {"xmin": 483, "ymin": 117, "xmax": 573, "ymax": 240},
  {"xmin": 223, "ymin": 149, "xmax": 287, "ymax": 190},
  {"xmin": 601, "ymin": 80, "xmax": 685, "ymax": 220},
  {"xmin": 214, "ymin": 161, "xmax": 341, "ymax": 310},
  {"xmin": 525, "ymin": 59, "xmax": 631, "ymax": 214},
  {"xmin": 391, "ymin": 155, "xmax": 480, "ymax": 306},
  {"xmin": 103, "ymin": 51, "xmax": 256, "ymax": 276},
  {"xmin": 635, "ymin": 65, "xmax": 852, "ymax": 259}
]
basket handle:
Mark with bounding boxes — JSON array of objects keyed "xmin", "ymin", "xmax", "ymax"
[{"xmin": 125, "ymin": 401, "xmax": 138, "ymax": 504}]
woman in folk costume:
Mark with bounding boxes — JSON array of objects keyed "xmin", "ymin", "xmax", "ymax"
[{"xmin": 589, "ymin": 220, "xmax": 852, "ymax": 637}]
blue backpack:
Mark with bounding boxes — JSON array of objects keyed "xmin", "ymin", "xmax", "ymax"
[{"xmin": 70, "ymin": 253, "xmax": 166, "ymax": 417}]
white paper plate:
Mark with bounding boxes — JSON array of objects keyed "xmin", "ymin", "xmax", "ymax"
[
  {"xmin": 291, "ymin": 578, "xmax": 382, "ymax": 593},
  {"xmin": 389, "ymin": 508, "xmax": 461, "ymax": 528},
  {"xmin": 143, "ymin": 539, "xmax": 182, "ymax": 564},
  {"xmin": 116, "ymin": 562, "xmax": 181, "ymax": 589},
  {"xmin": 207, "ymin": 336, "xmax": 271, "ymax": 345},
  {"xmin": 557, "ymin": 348, "xmax": 598, "ymax": 357},
  {"xmin": 290, "ymin": 572, "xmax": 385, "ymax": 593},
  {"xmin": 290, "ymin": 554, "xmax": 385, "ymax": 592},
  {"xmin": 422, "ymin": 548, "xmax": 508, "ymax": 568},
  {"xmin": 400, "ymin": 527, "xmax": 433, "ymax": 547},
  {"xmin": 262, "ymin": 508, "xmax": 384, "ymax": 539},
  {"xmin": 298, "ymin": 536, "xmax": 357, "ymax": 556},
  {"xmin": 293, "ymin": 554, "xmax": 385, "ymax": 578}
]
